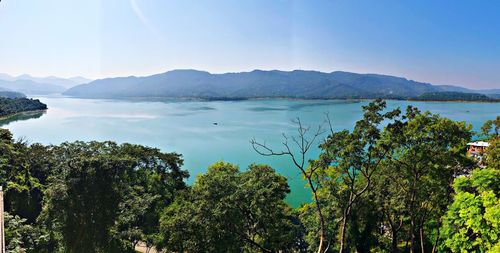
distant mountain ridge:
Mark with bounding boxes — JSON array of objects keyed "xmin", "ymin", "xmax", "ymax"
[
  {"xmin": 435, "ymin": 85, "xmax": 500, "ymax": 95},
  {"xmin": 0, "ymin": 79, "xmax": 65, "ymax": 95},
  {"xmin": 0, "ymin": 73, "xmax": 93, "ymax": 94},
  {"xmin": 63, "ymin": 69, "xmax": 500, "ymax": 100},
  {"xmin": 0, "ymin": 91, "xmax": 26, "ymax": 99}
]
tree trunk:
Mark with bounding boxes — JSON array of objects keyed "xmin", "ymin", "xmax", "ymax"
[
  {"xmin": 410, "ymin": 217, "xmax": 416, "ymax": 253},
  {"xmin": 385, "ymin": 211, "xmax": 401, "ymax": 253},
  {"xmin": 303, "ymin": 175, "xmax": 327, "ymax": 253},
  {"xmin": 339, "ymin": 193, "xmax": 353, "ymax": 253},
  {"xmin": 309, "ymin": 179, "xmax": 326, "ymax": 253},
  {"xmin": 405, "ymin": 238, "xmax": 410, "ymax": 252},
  {"xmin": 339, "ymin": 215, "xmax": 347, "ymax": 253},
  {"xmin": 317, "ymin": 234, "xmax": 325, "ymax": 253},
  {"xmin": 420, "ymin": 228, "xmax": 425, "ymax": 253},
  {"xmin": 409, "ymin": 173, "xmax": 418, "ymax": 253},
  {"xmin": 391, "ymin": 229, "xmax": 398, "ymax": 253},
  {"xmin": 431, "ymin": 226, "xmax": 440, "ymax": 253}
]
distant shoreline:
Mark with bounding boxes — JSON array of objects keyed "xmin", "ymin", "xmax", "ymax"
[
  {"xmin": 59, "ymin": 95, "xmax": 500, "ymax": 103},
  {"xmin": 408, "ymin": 99, "xmax": 500, "ymax": 103},
  {"xmin": 0, "ymin": 109, "xmax": 47, "ymax": 121}
]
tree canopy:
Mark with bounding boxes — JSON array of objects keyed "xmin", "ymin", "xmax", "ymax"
[{"xmin": 159, "ymin": 162, "xmax": 302, "ymax": 253}]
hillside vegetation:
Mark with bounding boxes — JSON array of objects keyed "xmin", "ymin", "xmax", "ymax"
[
  {"xmin": 415, "ymin": 91, "xmax": 498, "ymax": 101},
  {"xmin": 0, "ymin": 91, "xmax": 26, "ymax": 98},
  {"xmin": 0, "ymin": 97, "xmax": 47, "ymax": 117},
  {"xmin": 64, "ymin": 69, "xmax": 500, "ymax": 100}
]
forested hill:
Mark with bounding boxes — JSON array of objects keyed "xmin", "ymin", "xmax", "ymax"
[
  {"xmin": 414, "ymin": 91, "xmax": 499, "ymax": 102},
  {"xmin": 0, "ymin": 97, "xmax": 47, "ymax": 117},
  {"xmin": 63, "ymin": 69, "xmax": 500, "ymax": 100},
  {"xmin": 0, "ymin": 91, "xmax": 26, "ymax": 98}
]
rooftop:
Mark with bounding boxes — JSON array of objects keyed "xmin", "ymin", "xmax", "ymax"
[{"xmin": 467, "ymin": 141, "xmax": 490, "ymax": 147}]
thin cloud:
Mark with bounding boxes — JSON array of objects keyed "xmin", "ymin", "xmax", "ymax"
[{"xmin": 129, "ymin": 0, "xmax": 164, "ymax": 39}]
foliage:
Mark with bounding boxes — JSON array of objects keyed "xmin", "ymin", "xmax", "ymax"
[
  {"xmin": 303, "ymin": 99, "xmax": 401, "ymax": 251},
  {"xmin": 0, "ymin": 130, "xmax": 187, "ymax": 253},
  {"xmin": 485, "ymin": 138, "xmax": 500, "ymax": 169},
  {"xmin": 0, "ymin": 97, "xmax": 47, "ymax": 117},
  {"xmin": 415, "ymin": 91, "xmax": 497, "ymax": 102},
  {"xmin": 159, "ymin": 162, "xmax": 302, "ymax": 252},
  {"xmin": 38, "ymin": 141, "xmax": 187, "ymax": 253},
  {"xmin": 481, "ymin": 116, "xmax": 500, "ymax": 139},
  {"xmin": 40, "ymin": 141, "xmax": 138, "ymax": 253},
  {"xmin": 376, "ymin": 107, "xmax": 472, "ymax": 252},
  {"xmin": 440, "ymin": 168, "xmax": 500, "ymax": 252},
  {"xmin": 299, "ymin": 101, "xmax": 473, "ymax": 252},
  {"xmin": 4, "ymin": 212, "xmax": 48, "ymax": 253}
]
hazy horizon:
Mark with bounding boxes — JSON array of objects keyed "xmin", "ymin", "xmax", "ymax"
[
  {"xmin": 2, "ymin": 69, "xmax": 500, "ymax": 92},
  {"xmin": 1, "ymin": 0, "xmax": 499, "ymax": 89}
]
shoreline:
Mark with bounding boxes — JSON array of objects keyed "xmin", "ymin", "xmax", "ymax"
[
  {"xmin": 408, "ymin": 99, "xmax": 500, "ymax": 103},
  {"xmin": 0, "ymin": 109, "xmax": 47, "ymax": 121},
  {"xmin": 59, "ymin": 95, "xmax": 500, "ymax": 103}
]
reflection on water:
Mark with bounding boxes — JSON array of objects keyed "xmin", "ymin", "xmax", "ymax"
[
  {"xmin": 188, "ymin": 106, "xmax": 216, "ymax": 111},
  {"xmin": 248, "ymin": 107, "xmax": 287, "ymax": 112},
  {"xmin": 288, "ymin": 100, "xmax": 362, "ymax": 110},
  {"xmin": 0, "ymin": 110, "xmax": 46, "ymax": 126},
  {"xmin": 249, "ymin": 100, "xmax": 362, "ymax": 112}
]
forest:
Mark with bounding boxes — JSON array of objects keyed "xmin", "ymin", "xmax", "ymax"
[
  {"xmin": 414, "ymin": 91, "xmax": 499, "ymax": 102},
  {"xmin": 0, "ymin": 97, "xmax": 47, "ymax": 117},
  {"xmin": 0, "ymin": 100, "xmax": 499, "ymax": 253},
  {"xmin": 0, "ymin": 91, "xmax": 25, "ymax": 99}
]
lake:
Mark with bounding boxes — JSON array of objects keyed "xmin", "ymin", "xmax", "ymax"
[{"xmin": 1, "ymin": 96, "xmax": 499, "ymax": 206}]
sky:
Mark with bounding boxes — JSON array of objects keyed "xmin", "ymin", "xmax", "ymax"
[{"xmin": 0, "ymin": 0, "xmax": 499, "ymax": 89}]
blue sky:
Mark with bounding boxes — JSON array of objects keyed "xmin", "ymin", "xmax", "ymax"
[{"xmin": 0, "ymin": 0, "xmax": 499, "ymax": 89}]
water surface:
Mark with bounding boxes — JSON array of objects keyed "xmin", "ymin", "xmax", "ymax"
[{"xmin": 2, "ymin": 96, "xmax": 499, "ymax": 206}]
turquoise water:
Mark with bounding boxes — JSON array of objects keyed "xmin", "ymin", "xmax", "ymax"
[{"xmin": 1, "ymin": 96, "xmax": 499, "ymax": 206}]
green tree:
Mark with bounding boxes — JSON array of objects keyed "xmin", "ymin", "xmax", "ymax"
[
  {"xmin": 4, "ymin": 212, "xmax": 50, "ymax": 253},
  {"xmin": 375, "ymin": 107, "xmax": 472, "ymax": 252},
  {"xmin": 110, "ymin": 185, "xmax": 158, "ymax": 250},
  {"xmin": 0, "ymin": 129, "xmax": 53, "ymax": 223},
  {"xmin": 0, "ymin": 128, "xmax": 15, "ymax": 188},
  {"xmin": 312, "ymin": 99, "xmax": 401, "ymax": 252},
  {"xmin": 481, "ymin": 116, "xmax": 500, "ymax": 139},
  {"xmin": 114, "ymin": 143, "xmax": 188, "ymax": 251},
  {"xmin": 484, "ymin": 138, "xmax": 500, "ymax": 170},
  {"xmin": 251, "ymin": 118, "xmax": 327, "ymax": 253},
  {"xmin": 5, "ymin": 142, "xmax": 52, "ymax": 223},
  {"xmin": 440, "ymin": 168, "xmax": 500, "ymax": 252},
  {"xmin": 160, "ymin": 162, "xmax": 301, "ymax": 252},
  {"xmin": 1, "ymin": 128, "xmax": 188, "ymax": 253},
  {"xmin": 40, "ymin": 141, "xmax": 136, "ymax": 253},
  {"xmin": 237, "ymin": 164, "xmax": 302, "ymax": 251},
  {"xmin": 39, "ymin": 141, "xmax": 187, "ymax": 253}
]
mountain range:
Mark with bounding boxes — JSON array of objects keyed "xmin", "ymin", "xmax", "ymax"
[
  {"xmin": 0, "ymin": 73, "xmax": 92, "ymax": 95},
  {"xmin": 63, "ymin": 69, "xmax": 500, "ymax": 100}
]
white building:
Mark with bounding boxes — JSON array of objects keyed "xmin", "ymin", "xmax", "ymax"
[{"xmin": 466, "ymin": 141, "xmax": 490, "ymax": 158}]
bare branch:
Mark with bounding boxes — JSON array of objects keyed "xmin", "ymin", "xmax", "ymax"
[
  {"xmin": 250, "ymin": 117, "xmax": 330, "ymax": 253},
  {"xmin": 250, "ymin": 138, "xmax": 289, "ymax": 157}
]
